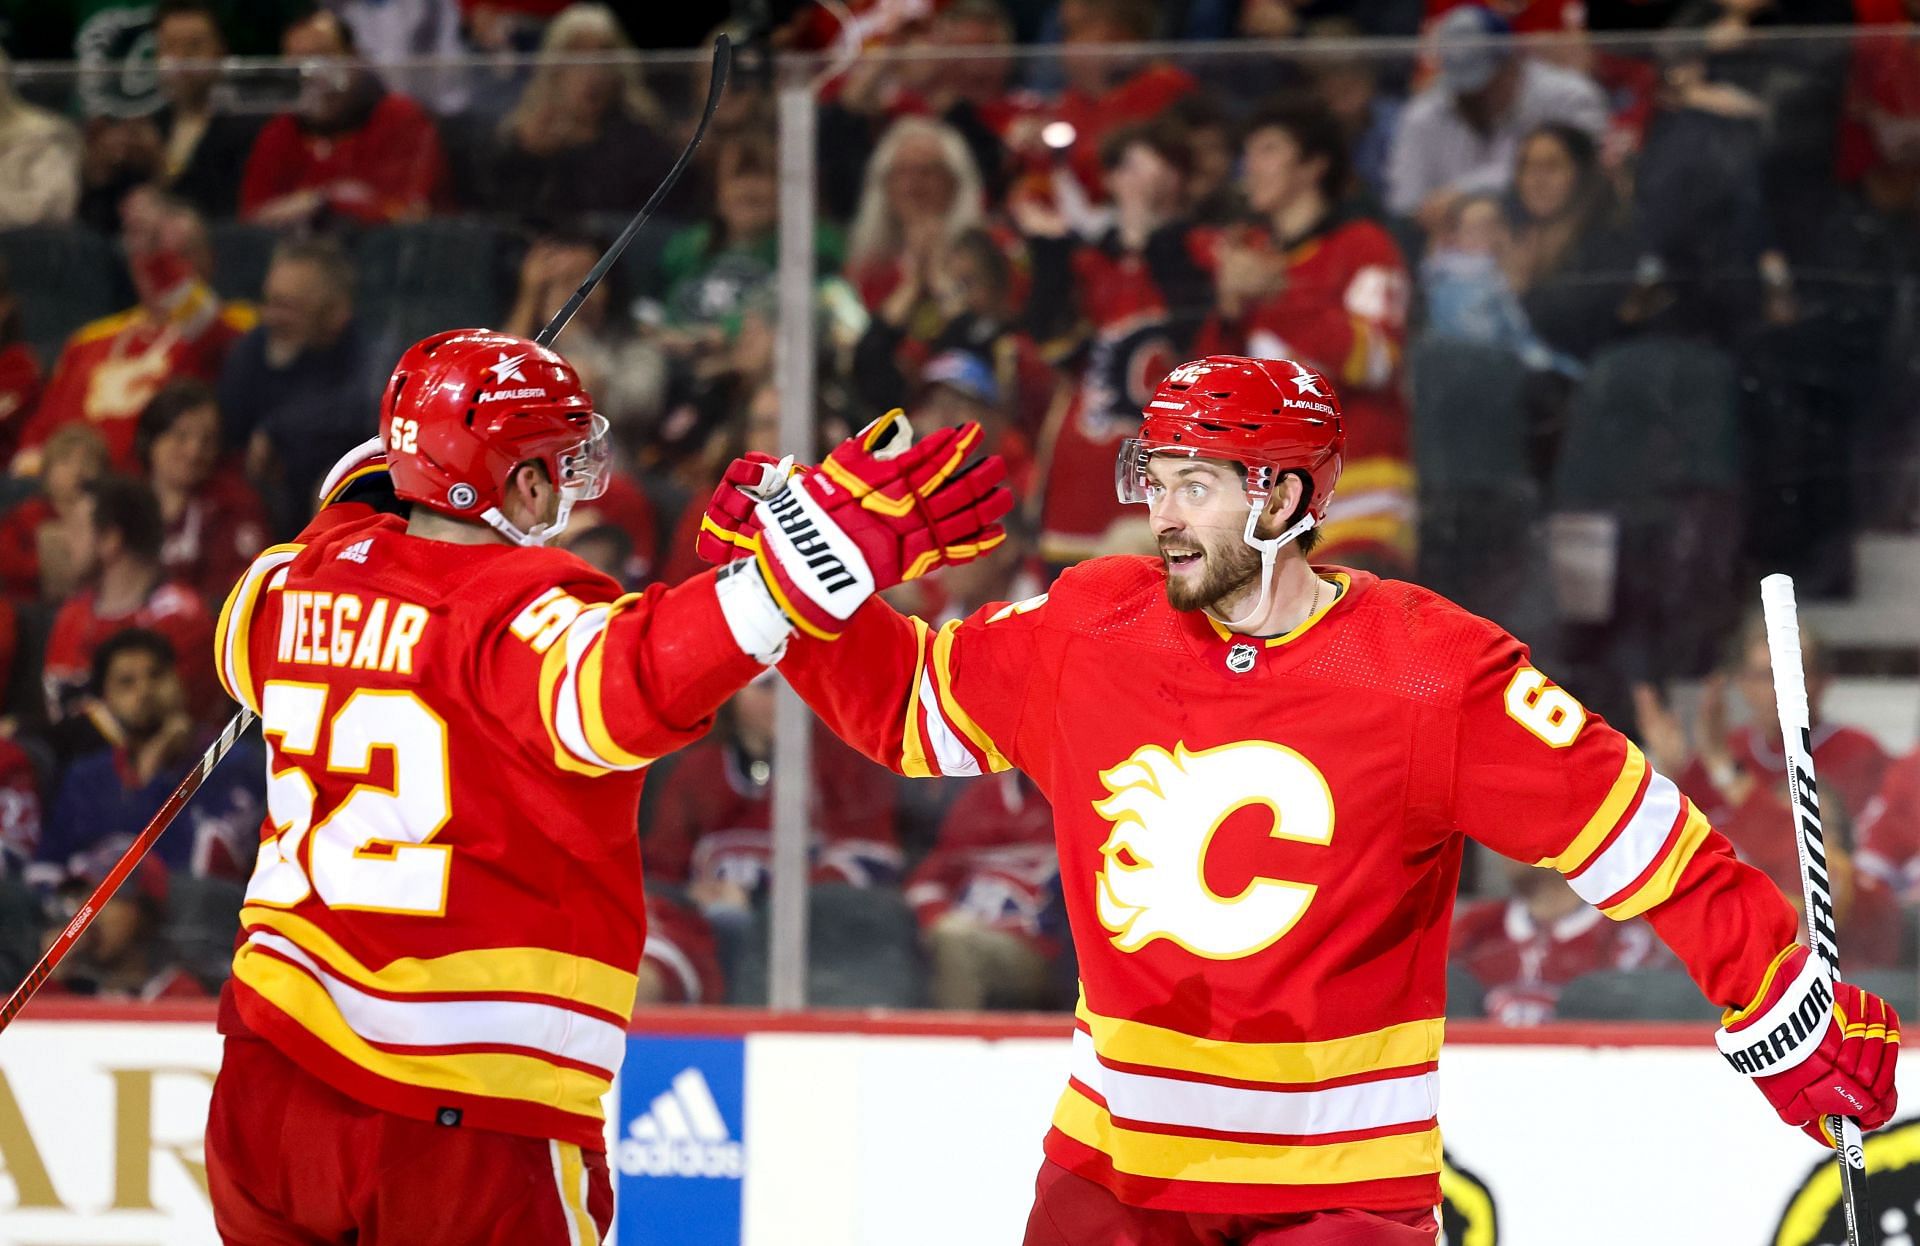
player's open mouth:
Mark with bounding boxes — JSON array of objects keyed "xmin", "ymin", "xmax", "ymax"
[{"xmin": 1162, "ymin": 550, "xmax": 1203, "ymax": 572}]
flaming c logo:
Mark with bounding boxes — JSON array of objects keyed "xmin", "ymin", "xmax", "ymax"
[{"xmin": 1093, "ymin": 741, "xmax": 1334, "ymax": 960}]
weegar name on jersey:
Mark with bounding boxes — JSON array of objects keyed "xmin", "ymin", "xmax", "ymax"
[{"xmin": 275, "ymin": 590, "xmax": 430, "ymax": 674}]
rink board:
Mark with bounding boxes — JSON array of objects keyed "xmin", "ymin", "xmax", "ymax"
[{"xmin": 0, "ymin": 1003, "xmax": 1905, "ymax": 1245}]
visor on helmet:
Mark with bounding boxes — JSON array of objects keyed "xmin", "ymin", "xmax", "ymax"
[
  {"xmin": 558, "ymin": 413, "xmax": 612, "ymax": 502},
  {"xmin": 1115, "ymin": 438, "xmax": 1276, "ymax": 506}
]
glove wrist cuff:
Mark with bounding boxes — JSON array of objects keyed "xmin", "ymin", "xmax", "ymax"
[
  {"xmin": 714, "ymin": 560, "xmax": 792, "ymax": 665},
  {"xmin": 1717, "ymin": 951, "xmax": 1832, "ymax": 1077}
]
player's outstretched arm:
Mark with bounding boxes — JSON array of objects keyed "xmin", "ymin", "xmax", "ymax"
[{"xmin": 1450, "ymin": 635, "xmax": 1898, "ymax": 1145}]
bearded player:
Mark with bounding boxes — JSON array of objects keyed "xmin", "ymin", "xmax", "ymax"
[
  {"xmin": 202, "ymin": 328, "xmax": 1008, "ymax": 1245},
  {"xmin": 698, "ymin": 355, "xmax": 1899, "ymax": 1244}
]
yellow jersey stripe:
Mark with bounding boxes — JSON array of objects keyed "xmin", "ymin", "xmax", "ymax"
[
  {"xmin": 240, "ymin": 905, "xmax": 638, "ymax": 1016},
  {"xmin": 554, "ymin": 1141, "xmax": 599, "ymax": 1245},
  {"xmin": 538, "ymin": 638, "xmax": 612, "ymax": 777},
  {"xmin": 577, "ymin": 595, "xmax": 653, "ymax": 771},
  {"xmin": 1076, "ymin": 998, "xmax": 1443, "ymax": 1085},
  {"xmin": 899, "ymin": 617, "xmax": 936, "ymax": 778},
  {"xmin": 235, "ymin": 948, "xmax": 611, "ymax": 1117},
  {"xmin": 1602, "ymin": 799, "xmax": 1713, "ymax": 920},
  {"xmin": 1337, "ymin": 457, "xmax": 1418, "ymax": 494},
  {"xmin": 929, "ymin": 620, "xmax": 1009, "ymax": 771},
  {"xmin": 214, "ymin": 544, "xmax": 304, "ymax": 712},
  {"xmin": 1051, "ymin": 1084, "xmax": 1441, "ymax": 1186},
  {"xmin": 1537, "ymin": 743, "xmax": 1648, "ymax": 873}
]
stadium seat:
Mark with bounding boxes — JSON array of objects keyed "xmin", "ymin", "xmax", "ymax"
[
  {"xmin": 1554, "ymin": 968, "xmax": 1723, "ymax": 1022},
  {"xmin": 161, "ymin": 874, "xmax": 246, "ymax": 990},
  {"xmin": 1446, "ymin": 962, "xmax": 1487, "ymax": 1020},
  {"xmin": 0, "ymin": 225, "xmax": 127, "ymax": 366},
  {"xmin": 354, "ymin": 219, "xmax": 513, "ymax": 355},
  {"xmin": 808, "ymin": 883, "xmax": 925, "ymax": 1009},
  {"xmin": 1847, "ymin": 969, "xmax": 1919, "ymax": 1021},
  {"xmin": 209, "ymin": 221, "xmax": 283, "ymax": 304}
]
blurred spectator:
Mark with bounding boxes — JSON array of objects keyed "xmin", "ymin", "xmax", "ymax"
[
  {"xmin": 1858, "ymin": 745, "xmax": 1920, "ymax": 901},
  {"xmin": 1427, "ymin": 0, "xmax": 1589, "ymax": 33},
  {"xmin": 638, "ymin": 886, "xmax": 726, "ymax": 1005},
  {"xmin": 851, "ymin": 227, "xmax": 1051, "ymax": 438},
  {"xmin": 505, "ymin": 231, "xmax": 668, "ymax": 439},
  {"xmin": 910, "ymin": 770, "xmax": 1059, "ymax": 1010},
  {"xmin": 240, "ymin": 9, "xmax": 450, "ymax": 226},
  {"xmin": 1635, "ymin": 616, "xmax": 1890, "ymax": 833},
  {"xmin": 656, "ymin": 381, "xmax": 783, "ymax": 587},
  {"xmin": 1838, "ymin": 4, "xmax": 1920, "ymax": 217},
  {"xmin": 910, "ymin": 348, "xmax": 1036, "ymax": 492},
  {"xmin": 152, "ymin": 0, "xmax": 266, "ymax": 221},
  {"xmin": 645, "ymin": 675, "xmax": 903, "ymax": 908},
  {"xmin": 219, "ymin": 236, "xmax": 380, "ymax": 534},
  {"xmin": 479, "ymin": 3, "xmax": 678, "ymax": 224},
  {"xmin": 1505, "ymin": 122, "xmax": 1642, "ymax": 365},
  {"xmin": 1026, "ymin": 0, "xmax": 1196, "ymax": 199},
  {"xmin": 0, "ymin": 734, "xmax": 39, "ymax": 879},
  {"xmin": 43, "ymin": 477, "xmax": 216, "ymax": 724},
  {"xmin": 76, "ymin": 113, "xmax": 164, "ymax": 236},
  {"xmin": 1450, "ymin": 860, "xmax": 1662, "ymax": 1025},
  {"xmin": 1421, "ymin": 192, "xmax": 1582, "ymax": 375},
  {"xmin": 40, "ymin": 627, "xmax": 257, "ymax": 883},
  {"xmin": 847, "ymin": 116, "xmax": 991, "ymax": 318},
  {"xmin": 16, "ymin": 190, "xmax": 255, "ymax": 474},
  {"xmin": 1385, "ymin": 5, "xmax": 1607, "ymax": 232},
  {"xmin": 0, "ymin": 49, "xmax": 81, "ymax": 229},
  {"xmin": 1165, "ymin": 95, "xmax": 1241, "ymax": 226},
  {"xmin": 1020, "ymin": 120, "xmax": 1211, "ymax": 564},
  {"xmin": 0, "ymin": 426, "xmax": 108, "ymax": 601},
  {"xmin": 331, "ymin": 0, "xmax": 472, "ymax": 114},
  {"xmin": 135, "ymin": 378, "xmax": 269, "ymax": 601},
  {"xmin": 37, "ymin": 862, "xmax": 205, "ymax": 1000},
  {"xmin": 1306, "ymin": 24, "xmax": 1407, "ymax": 208},
  {"xmin": 0, "ymin": 256, "xmax": 40, "ymax": 462},
  {"xmin": 1199, "ymin": 102, "xmax": 1414, "ymax": 572}
]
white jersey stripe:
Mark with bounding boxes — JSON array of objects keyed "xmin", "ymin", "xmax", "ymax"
[
  {"xmin": 247, "ymin": 931, "xmax": 625, "ymax": 1074},
  {"xmin": 1566, "ymin": 770, "xmax": 1684, "ymax": 906},
  {"xmin": 1070, "ymin": 1030, "xmax": 1438, "ymax": 1139},
  {"xmin": 918, "ymin": 668, "xmax": 981, "ymax": 777},
  {"xmin": 550, "ymin": 606, "xmax": 644, "ymax": 772}
]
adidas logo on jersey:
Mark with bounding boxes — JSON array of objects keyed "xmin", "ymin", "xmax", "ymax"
[
  {"xmin": 337, "ymin": 539, "xmax": 373, "ymax": 564},
  {"xmin": 616, "ymin": 1068, "xmax": 745, "ymax": 1179}
]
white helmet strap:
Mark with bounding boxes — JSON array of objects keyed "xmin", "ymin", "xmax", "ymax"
[{"xmin": 1202, "ymin": 492, "xmax": 1318, "ymax": 631}]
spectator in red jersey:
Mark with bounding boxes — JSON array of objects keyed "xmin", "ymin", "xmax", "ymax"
[
  {"xmin": 0, "ymin": 256, "xmax": 41, "ymax": 463},
  {"xmin": 1858, "ymin": 746, "xmax": 1920, "ymax": 901},
  {"xmin": 0, "ymin": 734, "xmax": 40, "ymax": 878},
  {"xmin": 38, "ymin": 859, "xmax": 206, "ymax": 1002},
  {"xmin": 478, "ymin": 3, "xmax": 680, "ymax": 225},
  {"xmin": 1635, "ymin": 614, "xmax": 1890, "ymax": 833},
  {"xmin": 43, "ymin": 476, "xmax": 216, "ymax": 724},
  {"xmin": 239, "ymin": 9, "xmax": 449, "ymax": 227},
  {"xmin": 1451, "ymin": 859, "xmax": 1662, "ymax": 1025},
  {"xmin": 846, "ymin": 115, "xmax": 991, "ymax": 319},
  {"xmin": 1836, "ymin": 0, "xmax": 1920, "ymax": 216},
  {"xmin": 219, "ymin": 237, "xmax": 382, "ymax": 536},
  {"xmin": 910, "ymin": 770, "xmax": 1060, "ymax": 1010},
  {"xmin": 151, "ymin": 0, "xmax": 265, "ymax": 221},
  {"xmin": 1019, "ymin": 119, "xmax": 1212, "ymax": 566},
  {"xmin": 15, "ymin": 189, "xmax": 255, "ymax": 474},
  {"xmin": 0, "ymin": 425, "xmax": 108, "ymax": 602},
  {"xmin": 1199, "ymin": 102, "xmax": 1415, "ymax": 572},
  {"xmin": 135, "ymin": 379, "xmax": 269, "ymax": 602},
  {"xmin": 638, "ymin": 886, "xmax": 727, "ymax": 1006}
]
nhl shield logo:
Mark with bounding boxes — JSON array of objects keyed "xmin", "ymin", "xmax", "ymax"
[{"xmin": 1225, "ymin": 643, "xmax": 1258, "ymax": 674}]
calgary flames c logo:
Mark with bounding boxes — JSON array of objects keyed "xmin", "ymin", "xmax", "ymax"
[{"xmin": 1093, "ymin": 741, "xmax": 1335, "ymax": 960}]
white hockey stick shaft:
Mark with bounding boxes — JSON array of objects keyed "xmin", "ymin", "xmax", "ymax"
[{"xmin": 1761, "ymin": 573, "xmax": 1872, "ymax": 1246}]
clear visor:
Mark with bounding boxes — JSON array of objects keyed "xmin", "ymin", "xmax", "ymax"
[
  {"xmin": 558, "ymin": 413, "xmax": 612, "ymax": 501},
  {"xmin": 1116, "ymin": 439, "xmax": 1271, "ymax": 505}
]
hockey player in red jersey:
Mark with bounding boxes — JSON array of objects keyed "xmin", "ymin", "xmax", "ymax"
[
  {"xmin": 698, "ymin": 355, "xmax": 1900, "ymax": 1244},
  {"xmin": 202, "ymin": 328, "xmax": 1009, "ymax": 1246}
]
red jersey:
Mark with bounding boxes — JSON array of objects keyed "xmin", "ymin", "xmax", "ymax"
[
  {"xmin": 0, "ymin": 342, "xmax": 42, "ymax": 462},
  {"xmin": 645, "ymin": 728, "xmax": 901, "ymax": 892},
  {"xmin": 159, "ymin": 469, "xmax": 271, "ymax": 602},
  {"xmin": 44, "ymin": 579, "xmax": 215, "ymax": 721},
  {"xmin": 240, "ymin": 93, "xmax": 450, "ymax": 225},
  {"xmin": 1198, "ymin": 215, "xmax": 1414, "ymax": 568},
  {"xmin": 22, "ymin": 302, "xmax": 255, "ymax": 470},
  {"xmin": 641, "ymin": 889, "xmax": 726, "ymax": 1005},
  {"xmin": 1858, "ymin": 749, "xmax": 1920, "ymax": 898},
  {"xmin": 1449, "ymin": 896, "xmax": 1660, "ymax": 1025},
  {"xmin": 1681, "ymin": 722, "xmax": 1890, "ymax": 829},
  {"xmin": 0, "ymin": 495, "xmax": 53, "ymax": 598},
  {"xmin": 781, "ymin": 558, "xmax": 1796, "ymax": 1216},
  {"xmin": 905, "ymin": 771, "xmax": 1058, "ymax": 953},
  {"xmin": 212, "ymin": 509, "xmax": 760, "ymax": 1150}
]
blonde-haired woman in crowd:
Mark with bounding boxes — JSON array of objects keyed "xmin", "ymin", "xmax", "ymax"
[{"xmin": 845, "ymin": 115, "xmax": 989, "ymax": 318}]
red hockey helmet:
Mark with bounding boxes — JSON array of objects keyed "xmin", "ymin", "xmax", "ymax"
[
  {"xmin": 1115, "ymin": 355, "xmax": 1345, "ymax": 525},
  {"xmin": 380, "ymin": 329, "xmax": 610, "ymax": 546}
]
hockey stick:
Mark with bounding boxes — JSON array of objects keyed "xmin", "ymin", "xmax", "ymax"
[
  {"xmin": 536, "ymin": 33, "xmax": 732, "ymax": 347},
  {"xmin": 1761, "ymin": 573, "xmax": 1875, "ymax": 1246},
  {"xmin": 0, "ymin": 39, "xmax": 735, "ymax": 1034}
]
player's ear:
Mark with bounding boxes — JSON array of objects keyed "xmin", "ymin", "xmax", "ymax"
[{"xmin": 1252, "ymin": 472, "xmax": 1305, "ymax": 541}]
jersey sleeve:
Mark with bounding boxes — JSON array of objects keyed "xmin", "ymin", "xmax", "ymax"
[
  {"xmin": 481, "ymin": 567, "xmax": 765, "ymax": 778},
  {"xmin": 214, "ymin": 542, "xmax": 307, "ymax": 716},
  {"xmin": 1451, "ymin": 631, "xmax": 1798, "ymax": 1011},
  {"xmin": 777, "ymin": 590, "xmax": 1049, "ymax": 779}
]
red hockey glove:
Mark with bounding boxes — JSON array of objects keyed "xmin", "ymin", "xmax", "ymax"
[
  {"xmin": 748, "ymin": 412, "xmax": 1012, "ymax": 640},
  {"xmin": 696, "ymin": 451, "xmax": 789, "ymax": 566},
  {"xmin": 1717, "ymin": 945, "xmax": 1900, "ymax": 1145}
]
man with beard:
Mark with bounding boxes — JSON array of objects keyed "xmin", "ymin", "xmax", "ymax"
[{"xmin": 696, "ymin": 354, "xmax": 1900, "ymax": 1244}]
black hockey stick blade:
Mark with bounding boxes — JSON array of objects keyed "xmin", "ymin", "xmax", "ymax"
[{"xmin": 535, "ymin": 34, "xmax": 732, "ymax": 348}]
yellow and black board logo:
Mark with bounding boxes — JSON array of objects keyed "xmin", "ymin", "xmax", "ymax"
[
  {"xmin": 1775, "ymin": 1117, "xmax": 1919, "ymax": 1246},
  {"xmin": 1441, "ymin": 1151, "xmax": 1500, "ymax": 1246}
]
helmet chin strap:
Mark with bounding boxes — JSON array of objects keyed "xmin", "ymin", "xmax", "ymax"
[
  {"xmin": 1204, "ymin": 502, "xmax": 1318, "ymax": 631},
  {"xmin": 481, "ymin": 493, "xmax": 576, "ymax": 548}
]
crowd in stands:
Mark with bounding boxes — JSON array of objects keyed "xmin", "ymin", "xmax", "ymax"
[{"xmin": 0, "ymin": 0, "xmax": 1916, "ymax": 1018}]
